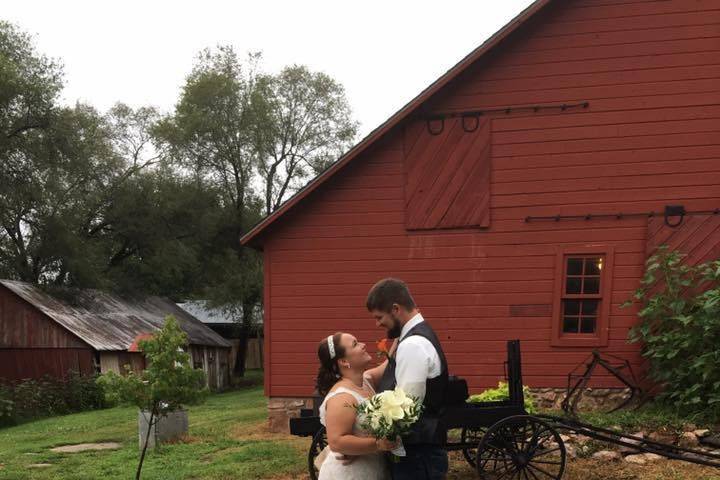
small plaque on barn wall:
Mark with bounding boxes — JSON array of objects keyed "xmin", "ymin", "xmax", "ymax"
[{"xmin": 509, "ymin": 304, "xmax": 552, "ymax": 317}]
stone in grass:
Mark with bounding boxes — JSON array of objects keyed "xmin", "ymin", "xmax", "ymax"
[
  {"xmin": 693, "ymin": 429, "xmax": 710, "ymax": 438},
  {"xmin": 592, "ymin": 450, "xmax": 622, "ymax": 461},
  {"xmin": 648, "ymin": 430, "xmax": 675, "ymax": 445},
  {"xmin": 624, "ymin": 454, "xmax": 647, "ymax": 465},
  {"xmin": 574, "ymin": 434, "xmax": 591, "ymax": 445},
  {"xmin": 28, "ymin": 464, "xmax": 53, "ymax": 468},
  {"xmin": 624, "ymin": 453, "xmax": 662, "ymax": 465},
  {"xmin": 678, "ymin": 432, "xmax": 699, "ymax": 449},
  {"xmin": 564, "ymin": 444, "xmax": 578, "ymax": 459},
  {"xmin": 50, "ymin": 442, "xmax": 122, "ymax": 453}
]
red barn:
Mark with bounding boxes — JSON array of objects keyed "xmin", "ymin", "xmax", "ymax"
[{"xmin": 241, "ymin": 0, "xmax": 720, "ymax": 429}]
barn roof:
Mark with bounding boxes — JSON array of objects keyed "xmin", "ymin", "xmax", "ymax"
[
  {"xmin": 0, "ymin": 280, "xmax": 231, "ymax": 351},
  {"xmin": 240, "ymin": 0, "xmax": 554, "ymax": 247}
]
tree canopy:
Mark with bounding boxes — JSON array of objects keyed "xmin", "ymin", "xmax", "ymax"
[{"xmin": 0, "ymin": 21, "xmax": 357, "ymax": 328}]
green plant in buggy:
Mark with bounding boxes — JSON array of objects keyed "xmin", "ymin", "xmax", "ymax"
[
  {"xmin": 622, "ymin": 246, "xmax": 720, "ymax": 414},
  {"xmin": 467, "ymin": 381, "xmax": 536, "ymax": 414},
  {"xmin": 98, "ymin": 316, "xmax": 208, "ymax": 480}
]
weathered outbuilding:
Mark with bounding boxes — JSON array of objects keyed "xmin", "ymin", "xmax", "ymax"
[{"xmin": 0, "ymin": 280, "xmax": 231, "ymax": 390}]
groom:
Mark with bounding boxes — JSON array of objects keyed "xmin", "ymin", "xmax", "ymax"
[{"xmin": 367, "ymin": 278, "xmax": 449, "ymax": 480}]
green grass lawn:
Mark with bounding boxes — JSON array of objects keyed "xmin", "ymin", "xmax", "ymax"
[
  {"xmin": 0, "ymin": 375, "xmax": 307, "ymax": 480},
  {"xmin": 2, "ymin": 374, "xmax": 718, "ymax": 480}
]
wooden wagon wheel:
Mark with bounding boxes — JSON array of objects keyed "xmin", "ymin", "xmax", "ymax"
[
  {"xmin": 476, "ymin": 416, "xmax": 566, "ymax": 480},
  {"xmin": 460, "ymin": 427, "xmax": 487, "ymax": 468},
  {"xmin": 308, "ymin": 426, "xmax": 327, "ymax": 480}
]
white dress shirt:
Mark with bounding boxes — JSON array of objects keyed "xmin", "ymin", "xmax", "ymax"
[{"xmin": 395, "ymin": 313, "xmax": 442, "ymax": 403}]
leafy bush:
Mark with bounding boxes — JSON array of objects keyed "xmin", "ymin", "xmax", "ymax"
[
  {"xmin": 467, "ymin": 381, "xmax": 536, "ymax": 414},
  {"xmin": 623, "ymin": 246, "xmax": 720, "ymax": 413},
  {"xmin": 0, "ymin": 384, "xmax": 14, "ymax": 426},
  {"xmin": 0, "ymin": 372, "xmax": 106, "ymax": 426}
]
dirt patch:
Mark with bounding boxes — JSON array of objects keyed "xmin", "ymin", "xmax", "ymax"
[
  {"xmin": 445, "ymin": 452, "xmax": 720, "ymax": 480},
  {"xmin": 28, "ymin": 464, "xmax": 53, "ymax": 468},
  {"xmin": 50, "ymin": 442, "xmax": 122, "ymax": 453}
]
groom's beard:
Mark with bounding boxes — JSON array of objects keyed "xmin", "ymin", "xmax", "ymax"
[{"xmin": 386, "ymin": 314, "xmax": 402, "ymax": 339}]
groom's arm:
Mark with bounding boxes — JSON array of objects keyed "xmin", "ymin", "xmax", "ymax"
[{"xmin": 395, "ymin": 337, "xmax": 440, "ymax": 402}]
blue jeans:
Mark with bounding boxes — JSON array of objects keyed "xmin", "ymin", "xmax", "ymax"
[{"xmin": 391, "ymin": 445, "xmax": 448, "ymax": 480}]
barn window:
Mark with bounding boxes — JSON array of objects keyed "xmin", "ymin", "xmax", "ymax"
[{"xmin": 551, "ymin": 246, "xmax": 614, "ymax": 347}]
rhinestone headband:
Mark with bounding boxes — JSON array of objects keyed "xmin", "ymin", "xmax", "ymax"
[{"xmin": 327, "ymin": 335, "xmax": 336, "ymax": 359}]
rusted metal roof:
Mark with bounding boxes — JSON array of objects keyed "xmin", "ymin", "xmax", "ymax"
[{"xmin": 0, "ymin": 280, "xmax": 231, "ymax": 351}]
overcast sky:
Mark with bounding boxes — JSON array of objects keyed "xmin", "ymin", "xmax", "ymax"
[{"xmin": 4, "ymin": 1, "xmax": 535, "ymax": 137}]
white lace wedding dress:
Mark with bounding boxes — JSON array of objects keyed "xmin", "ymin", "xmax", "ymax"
[{"xmin": 317, "ymin": 378, "xmax": 391, "ymax": 480}]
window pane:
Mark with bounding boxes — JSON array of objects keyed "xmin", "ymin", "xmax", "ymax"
[
  {"xmin": 580, "ymin": 317, "xmax": 596, "ymax": 333},
  {"xmin": 583, "ymin": 277, "xmax": 600, "ymax": 294},
  {"xmin": 581, "ymin": 300, "xmax": 599, "ymax": 316},
  {"xmin": 585, "ymin": 257, "xmax": 603, "ymax": 275},
  {"xmin": 563, "ymin": 317, "xmax": 579, "ymax": 333},
  {"xmin": 566, "ymin": 277, "xmax": 582, "ymax": 294},
  {"xmin": 567, "ymin": 258, "xmax": 583, "ymax": 275},
  {"xmin": 563, "ymin": 300, "xmax": 580, "ymax": 315}
]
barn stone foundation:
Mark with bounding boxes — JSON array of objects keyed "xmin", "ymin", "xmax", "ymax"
[
  {"xmin": 527, "ymin": 387, "xmax": 633, "ymax": 411},
  {"xmin": 266, "ymin": 388, "xmax": 633, "ymax": 433},
  {"xmin": 268, "ymin": 397, "xmax": 315, "ymax": 433}
]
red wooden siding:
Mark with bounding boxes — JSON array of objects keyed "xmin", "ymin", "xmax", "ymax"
[
  {"xmin": 404, "ymin": 118, "xmax": 491, "ymax": 229},
  {"xmin": 0, "ymin": 286, "xmax": 88, "ymax": 348},
  {"xmin": 0, "ymin": 286, "xmax": 95, "ymax": 382},
  {"xmin": 0, "ymin": 348, "xmax": 94, "ymax": 382},
  {"xmin": 261, "ymin": 0, "xmax": 720, "ymax": 398},
  {"xmin": 646, "ymin": 214, "xmax": 720, "ymax": 264}
]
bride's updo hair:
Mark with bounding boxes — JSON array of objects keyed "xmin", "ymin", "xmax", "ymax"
[{"xmin": 316, "ymin": 332, "xmax": 346, "ymax": 397}]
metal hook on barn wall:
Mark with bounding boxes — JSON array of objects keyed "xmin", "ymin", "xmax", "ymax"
[
  {"xmin": 424, "ymin": 101, "xmax": 590, "ymax": 136},
  {"xmin": 461, "ymin": 113, "xmax": 480, "ymax": 133},
  {"xmin": 664, "ymin": 205, "xmax": 686, "ymax": 228},
  {"xmin": 426, "ymin": 117, "xmax": 445, "ymax": 136}
]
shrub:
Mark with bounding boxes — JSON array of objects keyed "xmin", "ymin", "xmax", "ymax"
[
  {"xmin": 0, "ymin": 372, "xmax": 106, "ymax": 426},
  {"xmin": 623, "ymin": 246, "xmax": 720, "ymax": 413},
  {"xmin": 467, "ymin": 381, "xmax": 537, "ymax": 414},
  {"xmin": 0, "ymin": 384, "xmax": 14, "ymax": 426}
]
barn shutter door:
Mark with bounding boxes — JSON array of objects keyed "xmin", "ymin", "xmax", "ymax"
[
  {"xmin": 403, "ymin": 117, "xmax": 491, "ymax": 230},
  {"xmin": 646, "ymin": 214, "xmax": 720, "ymax": 265}
]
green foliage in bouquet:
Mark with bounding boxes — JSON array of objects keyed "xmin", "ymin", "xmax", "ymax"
[
  {"xmin": 467, "ymin": 381, "xmax": 537, "ymax": 414},
  {"xmin": 356, "ymin": 388, "xmax": 424, "ymax": 440},
  {"xmin": 622, "ymin": 246, "xmax": 720, "ymax": 413}
]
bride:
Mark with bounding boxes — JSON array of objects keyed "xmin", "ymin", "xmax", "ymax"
[{"xmin": 315, "ymin": 332, "xmax": 396, "ymax": 480}]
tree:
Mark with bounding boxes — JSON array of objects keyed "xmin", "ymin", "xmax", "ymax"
[
  {"xmin": 98, "ymin": 316, "xmax": 208, "ymax": 480},
  {"xmin": 155, "ymin": 47, "xmax": 268, "ymax": 375},
  {"xmin": 0, "ymin": 21, "xmax": 63, "ymax": 156},
  {"xmin": 0, "ymin": 103, "xmax": 123, "ymax": 286},
  {"xmin": 256, "ymin": 65, "xmax": 358, "ymax": 215}
]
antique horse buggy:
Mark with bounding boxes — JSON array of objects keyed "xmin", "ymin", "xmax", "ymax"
[{"xmin": 289, "ymin": 340, "xmax": 720, "ymax": 479}]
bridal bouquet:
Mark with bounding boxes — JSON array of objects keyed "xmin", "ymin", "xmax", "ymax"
[{"xmin": 355, "ymin": 387, "xmax": 423, "ymax": 457}]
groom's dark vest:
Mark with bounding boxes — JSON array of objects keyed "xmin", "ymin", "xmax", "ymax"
[{"xmin": 377, "ymin": 320, "xmax": 448, "ymax": 446}]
